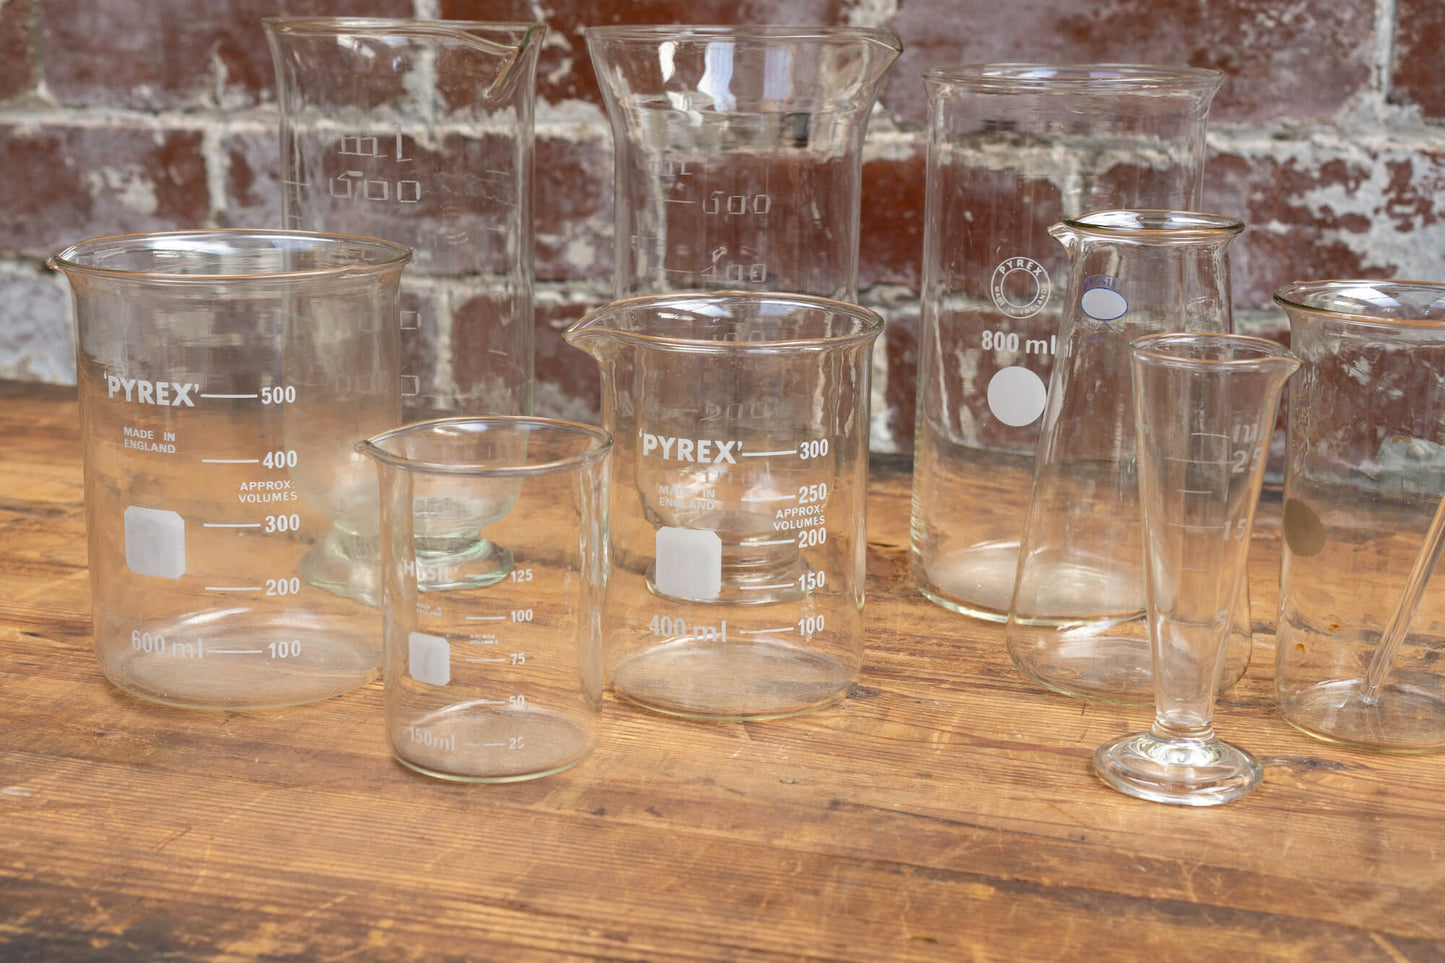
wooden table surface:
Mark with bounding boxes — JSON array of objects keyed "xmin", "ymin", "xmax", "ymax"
[{"xmin": 1, "ymin": 379, "xmax": 1441, "ymax": 962}]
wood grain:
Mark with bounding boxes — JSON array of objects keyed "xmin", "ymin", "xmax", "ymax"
[{"xmin": 0, "ymin": 380, "xmax": 1441, "ymax": 962}]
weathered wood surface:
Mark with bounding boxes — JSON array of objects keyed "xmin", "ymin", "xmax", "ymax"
[{"xmin": 1, "ymin": 379, "xmax": 1441, "ymax": 962}]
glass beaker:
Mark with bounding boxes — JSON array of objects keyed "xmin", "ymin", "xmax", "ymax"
[
  {"xmin": 910, "ymin": 65, "xmax": 1222, "ymax": 621},
  {"xmin": 585, "ymin": 25, "xmax": 900, "ymax": 301},
  {"xmin": 1094, "ymin": 333, "xmax": 1296, "ymax": 805},
  {"xmin": 1274, "ymin": 280, "xmax": 1445, "ymax": 752},
  {"xmin": 51, "ymin": 229, "xmax": 410, "ymax": 709},
  {"xmin": 267, "ymin": 17, "xmax": 544, "ymax": 599},
  {"xmin": 1005, "ymin": 210, "xmax": 1252, "ymax": 704},
  {"xmin": 361, "ymin": 417, "xmax": 611, "ymax": 782},
  {"xmin": 266, "ymin": 17, "xmax": 543, "ymax": 423},
  {"xmin": 565, "ymin": 292, "xmax": 882, "ymax": 719}
]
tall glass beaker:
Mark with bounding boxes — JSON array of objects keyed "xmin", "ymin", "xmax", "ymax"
[
  {"xmin": 910, "ymin": 65, "xmax": 1222, "ymax": 621},
  {"xmin": 585, "ymin": 25, "xmax": 900, "ymax": 301},
  {"xmin": 565, "ymin": 292, "xmax": 882, "ymax": 720},
  {"xmin": 1005, "ymin": 210, "xmax": 1252, "ymax": 705},
  {"xmin": 266, "ymin": 17, "xmax": 543, "ymax": 423}
]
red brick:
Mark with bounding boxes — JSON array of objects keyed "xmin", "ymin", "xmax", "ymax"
[
  {"xmin": 1204, "ymin": 149, "xmax": 1445, "ymax": 310},
  {"xmin": 39, "ymin": 0, "xmax": 412, "ymax": 110},
  {"xmin": 0, "ymin": 0, "xmax": 36, "ymax": 101},
  {"xmin": 440, "ymin": 0, "xmax": 845, "ymax": 107},
  {"xmin": 221, "ymin": 129, "xmax": 282, "ymax": 229},
  {"xmin": 860, "ymin": 146, "xmax": 927, "ymax": 291},
  {"xmin": 883, "ymin": 0, "xmax": 1374, "ymax": 126},
  {"xmin": 534, "ymin": 296, "xmax": 609, "ymax": 422},
  {"xmin": 1393, "ymin": 0, "xmax": 1445, "ymax": 117},
  {"xmin": 0, "ymin": 124, "xmax": 209, "ymax": 256},
  {"xmin": 535, "ymin": 135, "xmax": 612, "ymax": 282},
  {"xmin": 877, "ymin": 299, "xmax": 918, "ymax": 453}
]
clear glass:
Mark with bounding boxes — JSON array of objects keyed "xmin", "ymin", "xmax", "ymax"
[
  {"xmin": 51, "ymin": 230, "xmax": 411, "ymax": 709},
  {"xmin": 910, "ymin": 65, "xmax": 1221, "ymax": 621},
  {"xmin": 585, "ymin": 25, "xmax": 900, "ymax": 301},
  {"xmin": 1274, "ymin": 280, "xmax": 1445, "ymax": 752},
  {"xmin": 361, "ymin": 417, "xmax": 611, "ymax": 782},
  {"xmin": 1006, "ymin": 211, "xmax": 1252, "ymax": 704},
  {"xmin": 1094, "ymin": 333, "xmax": 1296, "ymax": 805},
  {"xmin": 266, "ymin": 18, "xmax": 543, "ymax": 422},
  {"xmin": 267, "ymin": 18, "xmax": 544, "ymax": 601},
  {"xmin": 565, "ymin": 293, "xmax": 881, "ymax": 719}
]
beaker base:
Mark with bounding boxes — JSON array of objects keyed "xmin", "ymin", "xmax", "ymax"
[
  {"xmin": 1093, "ymin": 732, "xmax": 1262, "ymax": 806},
  {"xmin": 611, "ymin": 636, "xmax": 852, "ymax": 720},
  {"xmin": 390, "ymin": 702, "xmax": 595, "ymax": 781},
  {"xmin": 416, "ymin": 539, "xmax": 513, "ymax": 592},
  {"xmin": 1008, "ymin": 630, "xmax": 1156, "ymax": 706},
  {"xmin": 97, "ymin": 618, "xmax": 379, "ymax": 710},
  {"xmin": 913, "ymin": 540, "xmax": 1022, "ymax": 622},
  {"xmin": 1279, "ymin": 679, "xmax": 1445, "ymax": 753}
]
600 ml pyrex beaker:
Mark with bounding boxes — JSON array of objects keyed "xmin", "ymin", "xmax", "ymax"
[
  {"xmin": 1275, "ymin": 280, "xmax": 1445, "ymax": 751},
  {"xmin": 1005, "ymin": 211, "xmax": 1252, "ymax": 705},
  {"xmin": 586, "ymin": 25, "xmax": 900, "ymax": 301},
  {"xmin": 910, "ymin": 65, "xmax": 1221, "ymax": 622},
  {"xmin": 53, "ymin": 230, "xmax": 410, "ymax": 709},
  {"xmin": 362, "ymin": 418, "xmax": 610, "ymax": 781},
  {"xmin": 267, "ymin": 17, "xmax": 543, "ymax": 423},
  {"xmin": 566, "ymin": 293, "xmax": 882, "ymax": 719}
]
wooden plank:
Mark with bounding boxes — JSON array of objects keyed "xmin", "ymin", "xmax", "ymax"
[{"xmin": 0, "ymin": 381, "xmax": 1441, "ymax": 961}]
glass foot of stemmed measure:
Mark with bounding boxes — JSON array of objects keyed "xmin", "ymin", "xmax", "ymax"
[
  {"xmin": 415, "ymin": 538, "xmax": 513, "ymax": 592},
  {"xmin": 1093, "ymin": 731, "xmax": 1262, "ymax": 806}
]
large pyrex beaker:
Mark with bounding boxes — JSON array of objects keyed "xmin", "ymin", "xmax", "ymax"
[
  {"xmin": 910, "ymin": 65, "xmax": 1221, "ymax": 622},
  {"xmin": 585, "ymin": 25, "xmax": 900, "ymax": 301},
  {"xmin": 1004, "ymin": 210, "xmax": 1252, "ymax": 705},
  {"xmin": 266, "ymin": 17, "xmax": 543, "ymax": 423}
]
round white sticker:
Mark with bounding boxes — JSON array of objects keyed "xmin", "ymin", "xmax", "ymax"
[{"xmin": 987, "ymin": 366, "xmax": 1048, "ymax": 427}]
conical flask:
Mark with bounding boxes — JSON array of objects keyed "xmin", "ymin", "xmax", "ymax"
[{"xmin": 1005, "ymin": 210, "xmax": 1253, "ymax": 704}]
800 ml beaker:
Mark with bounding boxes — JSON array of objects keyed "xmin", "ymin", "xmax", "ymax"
[
  {"xmin": 910, "ymin": 65, "xmax": 1221, "ymax": 622},
  {"xmin": 586, "ymin": 25, "xmax": 900, "ymax": 301},
  {"xmin": 566, "ymin": 293, "xmax": 882, "ymax": 719},
  {"xmin": 362, "ymin": 417, "xmax": 610, "ymax": 781},
  {"xmin": 1275, "ymin": 280, "xmax": 1445, "ymax": 752},
  {"xmin": 52, "ymin": 230, "xmax": 410, "ymax": 709},
  {"xmin": 267, "ymin": 17, "xmax": 543, "ymax": 423},
  {"xmin": 1005, "ymin": 211, "xmax": 1252, "ymax": 705}
]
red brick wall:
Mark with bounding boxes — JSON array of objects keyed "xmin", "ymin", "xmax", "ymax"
[{"xmin": 3, "ymin": 0, "xmax": 1442, "ymax": 453}]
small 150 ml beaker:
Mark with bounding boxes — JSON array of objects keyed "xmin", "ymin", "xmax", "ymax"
[
  {"xmin": 361, "ymin": 417, "xmax": 611, "ymax": 781},
  {"xmin": 266, "ymin": 17, "xmax": 543, "ymax": 423},
  {"xmin": 910, "ymin": 65, "xmax": 1222, "ymax": 622},
  {"xmin": 586, "ymin": 25, "xmax": 900, "ymax": 301},
  {"xmin": 1006, "ymin": 211, "xmax": 1252, "ymax": 705},
  {"xmin": 565, "ymin": 292, "xmax": 882, "ymax": 719},
  {"xmin": 1274, "ymin": 280, "xmax": 1445, "ymax": 752},
  {"xmin": 52, "ymin": 230, "xmax": 410, "ymax": 709}
]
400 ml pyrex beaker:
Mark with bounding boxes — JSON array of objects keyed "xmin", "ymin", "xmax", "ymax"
[
  {"xmin": 1006, "ymin": 211, "xmax": 1252, "ymax": 705},
  {"xmin": 910, "ymin": 65, "xmax": 1221, "ymax": 622},
  {"xmin": 52, "ymin": 230, "xmax": 410, "ymax": 709},
  {"xmin": 566, "ymin": 293, "xmax": 882, "ymax": 719},
  {"xmin": 362, "ymin": 417, "xmax": 610, "ymax": 782},
  {"xmin": 267, "ymin": 17, "xmax": 542, "ymax": 422},
  {"xmin": 586, "ymin": 25, "xmax": 900, "ymax": 301}
]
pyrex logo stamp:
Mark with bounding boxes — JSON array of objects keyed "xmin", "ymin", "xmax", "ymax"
[{"xmin": 991, "ymin": 257, "xmax": 1050, "ymax": 319}]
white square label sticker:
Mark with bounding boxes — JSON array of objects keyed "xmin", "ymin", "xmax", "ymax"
[
  {"xmin": 123, "ymin": 506, "xmax": 186, "ymax": 579},
  {"xmin": 654, "ymin": 526, "xmax": 722, "ymax": 599},
  {"xmin": 408, "ymin": 631, "xmax": 450, "ymax": 686}
]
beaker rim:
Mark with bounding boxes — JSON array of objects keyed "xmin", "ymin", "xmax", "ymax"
[
  {"xmin": 1129, "ymin": 332, "xmax": 1298, "ymax": 370},
  {"xmin": 48, "ymin": 229, "xmax": 413, "ymax": 283},
  {"xmin": 262, "ymin": 17, "xmax": 546, "ymax": 39},
  {"xmin": 1057, "ymin": 209, "xmax": 1245, "ymax": 239},
  {"xmin": 1273, "ymin": 279, "xmax": 1445, "ymax": 328},
  {"xmin": 564, "ymin": 290, "xmax": 885, "ymax": 352},
  {"xmin": 922, "ymin": 62, "xmax": 1223, "ymax": 93},
  {"xmin": 359, "ymin": 416, "xmax": 613, "ymax": 477},
  {"xmin": 583, "ymin": 24, "xmax": 902, "ymax": 48}
]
